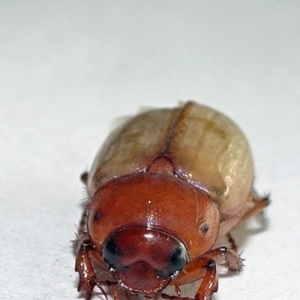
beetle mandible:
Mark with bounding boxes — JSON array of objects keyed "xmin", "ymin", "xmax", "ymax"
[{"xmin": 74, "ymin": 101, "xmax": 269, "ymax": 300}]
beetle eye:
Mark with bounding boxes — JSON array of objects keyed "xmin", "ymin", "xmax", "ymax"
[
  {"xmin": 102, "ymin": 236, "xmax": 123, "ymax": 269},
  {"xmin": 199, "ymin": 224, "xmax": 209, "ymax": 235},
  {"xmin": 168, "ymin": 244, "xmax": 187, "ymax": 275},
  {"xmin": 157, "ymin": 243, "xmax": 188, "ymax": 278}
]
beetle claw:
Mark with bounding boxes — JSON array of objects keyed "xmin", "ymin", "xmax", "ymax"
[
  {"xmin": 78, "ymin": 278, "xmax": 95, "ymax": 300},
  {"xmin": 78, "ymin": 277, "xmax": 110, "ymax": 300}
]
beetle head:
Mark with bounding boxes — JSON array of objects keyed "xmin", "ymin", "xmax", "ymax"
[{"xmin": 102, "ymin": 227, "xmax": 188, "ymax": 294}]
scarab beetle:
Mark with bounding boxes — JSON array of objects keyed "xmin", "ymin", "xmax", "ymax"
[{"xmin": 74, "ymin": 101, "xmax": 269, "ymax": 300}]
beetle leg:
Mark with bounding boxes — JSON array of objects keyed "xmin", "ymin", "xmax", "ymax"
[
  {"xmin": 169, "ymin": 248, "xmax": 241, "ymax": 299},
  {"xmin": 226, "ymin": 232, "xmax": 238, "ymax": 252},
  {"xmin": 204, "ymin": 246, "xmax": 243, "ymax": 272},
  {"xmin": 162, "ymin": 259, "xmax": 218, "ymax": 300},
  {"xmin": 75, "ymin": 239, "xmax": 100, "ymax": 300},
  {"xmin": 219, "ymin": 194, "xmax": 270, "ymax": 236},
  {"xmin": 237, "ymin": 195, "xmax": 270, "ymax": 226},
  {"xmin": 195, "ymin": 259, "xmax": 218, "ymax": 300}
]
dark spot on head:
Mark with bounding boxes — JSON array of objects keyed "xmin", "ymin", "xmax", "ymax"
[
  {"xmin": 200, "ymin": 224, "xmax": 209, "ymax": 235},
  {"xmin": 93, "ymin": 211, "xmax": 101, "ymax": 221}
]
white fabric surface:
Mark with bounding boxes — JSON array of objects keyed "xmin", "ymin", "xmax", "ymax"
[{"xmin": 1, "ymin": 1, "xmax": 299, "ymax": 300}]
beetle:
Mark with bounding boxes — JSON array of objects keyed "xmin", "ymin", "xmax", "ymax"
[{"xmin": 74, "ymin": 101, "xmax": 269, "ymax": 300}]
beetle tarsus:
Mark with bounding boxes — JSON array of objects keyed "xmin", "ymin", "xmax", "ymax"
[{"xmin": 224, "ymin": 249, "xmax": 244, "ymax": 272}]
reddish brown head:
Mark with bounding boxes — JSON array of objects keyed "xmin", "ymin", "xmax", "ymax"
[{"xmin": 87, "ymin": 156, "xmax": 220, "ymax": 295}]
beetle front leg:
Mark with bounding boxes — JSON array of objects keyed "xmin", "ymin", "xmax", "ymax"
[
  {"xmin": 190, "ymin": 247, "xmax": 242, "ymax": 300},
  {"xmin": 195, "ymin": 259, "xmax": 218, "ymax": 300},
  {"xmin": 75, "ymin": 239, "xmax": 98, "ymax": 300},
  {"xmin": 162, "ymin": 259, "xmax": 218, "ymax": 300}
]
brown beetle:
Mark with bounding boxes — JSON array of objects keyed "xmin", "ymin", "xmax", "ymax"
[{"xmin": 74, "ymin": 101, "xmax": 269, "ymax": 300}]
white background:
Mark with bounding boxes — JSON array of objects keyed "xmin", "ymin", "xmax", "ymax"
[{"xmin": 1, "ymin": 1, "xmax": 299, "ymax": 300}]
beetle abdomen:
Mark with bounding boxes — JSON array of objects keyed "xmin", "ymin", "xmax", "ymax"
[{"xmin": 88, "ymin": 101, "xmax": 253, "ymax": 213}]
